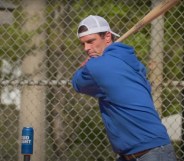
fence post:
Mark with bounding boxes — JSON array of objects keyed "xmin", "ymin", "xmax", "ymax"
[
  {"xmin": 18, "ymin": 0, "xmax": 47, "ymax": 161},
  {"xmin": 149, "ymin": 0, "xmax": 164, "ymax": 115}
]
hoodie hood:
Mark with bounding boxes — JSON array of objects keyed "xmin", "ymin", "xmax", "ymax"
[{"xmin": 103, "ymin": 42, "xmax": 147, "ymax": 76}]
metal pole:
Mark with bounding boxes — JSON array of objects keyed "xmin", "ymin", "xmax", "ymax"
[{"xmin": 24, "ymin": 155, "xmax": 31, "ymax": 161}]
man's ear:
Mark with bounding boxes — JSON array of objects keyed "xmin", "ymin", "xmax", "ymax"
[{"xmin": 105, "ymin": 32, "xmax": 113, "ymax": 43}]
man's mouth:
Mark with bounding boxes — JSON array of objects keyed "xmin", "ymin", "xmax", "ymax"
[
  {"xmin": 88, "ymin": 52, "xmax": 100, "ymax": 58},
  {"xmin": 88, "ymin": 53, "xmax": 96, "ymax": 57},
  {"xmin": 89, "ymin": 54, "xmax": 96, "ymax": 57}
]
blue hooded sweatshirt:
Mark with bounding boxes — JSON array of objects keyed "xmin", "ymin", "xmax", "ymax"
[{"xmin": 72, "ymin": 42, "xmax": 170, "ymax": 155}]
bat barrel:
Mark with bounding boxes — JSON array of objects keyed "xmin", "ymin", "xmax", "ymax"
[{"xmin": 116, "ymin": 0, "xmax": 180, "ymax": 42}]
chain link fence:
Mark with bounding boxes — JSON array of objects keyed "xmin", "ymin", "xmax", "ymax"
[{"xmin": 0, "ymin": 0, "xmax": 183, "ymax": 161}]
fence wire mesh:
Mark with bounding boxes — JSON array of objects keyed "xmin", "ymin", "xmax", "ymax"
[{"xmin": 0, "ymin": 0, "xmax": 183, "ymax": 161}]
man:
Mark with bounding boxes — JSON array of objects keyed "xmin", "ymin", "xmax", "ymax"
[{"xmin": 72, "ymin": 15, "xmax": 177, "ymax": 161}]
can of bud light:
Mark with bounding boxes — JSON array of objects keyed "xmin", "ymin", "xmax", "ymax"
[{"xmin": 21, "ymin": 127, "xmax": 34, "ymax": 155}]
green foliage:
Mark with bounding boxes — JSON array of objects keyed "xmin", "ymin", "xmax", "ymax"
[
  {"xmin": 0, "ymin": 104, "xmax": 19, "ymax": 160},
  {"xmin": 73, "ymin": 115, "xmax": 114, "ymax": 160},
  {"xmin": 162, "ymin": 88, "xmax": 182, "ymax": 116},
  {"xmin": 164, "ymin": 7, "xmax": 183, "ymax": 81},
  {"xmin": 161, "ymin": 3, "xmax": 183, "ymax": 117},
  {"xmin": 0, "ymin": 24, "xmax": 31, "ymax": 61},
  {"xmin": 0, "ymin": 6, "xmax": 37, "ymax": 61},
  {"xmin": 0, "ymin": 5, "xmax": 46, "ymax": 61}
]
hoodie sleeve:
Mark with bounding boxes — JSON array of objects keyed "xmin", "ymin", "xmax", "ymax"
[{"xmin": 72, "ymin": 66, "xmax": 103, "ymax": 98}]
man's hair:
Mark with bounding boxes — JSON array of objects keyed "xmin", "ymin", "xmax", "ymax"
[{"xmin": 78, "ymin": 25, "xmax": 115, "ymax": 42}]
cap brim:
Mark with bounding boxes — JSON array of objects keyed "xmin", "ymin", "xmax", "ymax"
[{"xmin": 110, "ymin": 31, "xmax": 120, "ymax": 37}]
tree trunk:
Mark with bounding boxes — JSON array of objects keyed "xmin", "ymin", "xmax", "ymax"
[
  {"xmin": 19, "ymin": 1, "xmax": 46, "ymax": 161},
  {"xmin": 149, "ymin": 0, "xmax": 164, "ymax": 115}
]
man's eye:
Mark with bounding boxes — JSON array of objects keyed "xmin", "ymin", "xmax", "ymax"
[
  {"xmin": 87, "ymin": 39, "xmax": 95, "ymax": 44},
  {"xmin": 88, "ymin": 41, "xmax": 93, "ymax": 44},
  {"xmin": 81, "ymin": 43, "xmax": 84, "ymax": 46}
]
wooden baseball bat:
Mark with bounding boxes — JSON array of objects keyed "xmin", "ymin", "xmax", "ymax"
[{"xmin": 116, "ymin": 0, "xmax": 180, "ymax": 42}]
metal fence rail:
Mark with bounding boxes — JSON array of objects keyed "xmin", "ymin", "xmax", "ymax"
[{"xmin": 0, "ymin": 0, "xmax": 183, "ymax": 161}]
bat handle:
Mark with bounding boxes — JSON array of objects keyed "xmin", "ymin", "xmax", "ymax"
[{"xmin": 24, "ymin": 155, "xmax": 31, "ymax": 161}]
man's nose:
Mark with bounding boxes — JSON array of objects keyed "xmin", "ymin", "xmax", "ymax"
[{"xmin": 84, "ymin": 43, "xmax": 91, "ymax": 52}]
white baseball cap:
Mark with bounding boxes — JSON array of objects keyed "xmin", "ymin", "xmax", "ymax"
[{"xmin": 77, "ymin": 15, "xmax": 120, "ymax": 38}]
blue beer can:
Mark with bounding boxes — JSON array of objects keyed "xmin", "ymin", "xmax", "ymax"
[{"xmin": 21, "ymin": 127, "xmax": 34, "ymax": 154}]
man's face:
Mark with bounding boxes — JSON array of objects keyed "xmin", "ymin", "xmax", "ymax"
[{"xmin": 79, "ymin": 32, "xmax": 112, "ymax": 58}]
